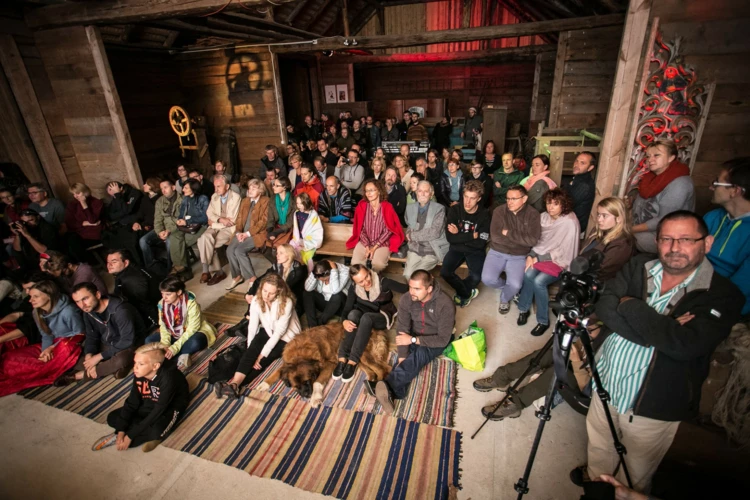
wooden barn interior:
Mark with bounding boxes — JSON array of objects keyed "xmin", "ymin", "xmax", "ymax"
[{"xmin": 1, "ymin": 0, "xmax": 749, "ymax": 499}]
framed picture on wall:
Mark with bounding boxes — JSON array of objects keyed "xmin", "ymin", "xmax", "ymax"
[
  {"xmin": 336, "ymin": 84, "xmax": 349, "ymax": 103},
  {"xmin": 324, "ymin": 85, "xmax": 337, "ymax": 104}
]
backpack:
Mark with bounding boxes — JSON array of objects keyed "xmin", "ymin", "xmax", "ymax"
[{"xmin": 207, "ymin": 343, "xmax": 246, "ymax": 384}]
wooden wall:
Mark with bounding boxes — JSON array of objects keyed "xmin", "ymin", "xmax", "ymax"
[
  {"xmin": 652, "ymin": 0, "xmax": 750, "ymax": 212},
  {"xmin": 359, "ymin": 4, "xmax": 428, "ymax": 54},
  {"xmin": 107, "ymin": 49, "xmax": 184, "ymax": 181},
  {"xmin": 357, "ymin": 62, "xmax": 536, "ymax": 130},
  {"xmin": 548, "ymin": 25, "xmax": 623, "ymax": 130},
  {"xmin": 176, "ymin": 48, "xmax": 284, "ymax": 177},
  {"xmin": 530, "ymin": 51, "xmax": 556, "ymax": 131}
]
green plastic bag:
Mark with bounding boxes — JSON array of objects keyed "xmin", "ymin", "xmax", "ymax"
[{"xmin": 443, "ymin": 321, "xmax": 486, "ymax": 371}]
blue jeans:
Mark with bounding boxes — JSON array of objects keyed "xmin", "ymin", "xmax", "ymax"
[
  {"xmin": 140, "ymin": 230, "xmax": 171, "ymax": 269},
  {"xmin": 480, "ymin": 249, "xmax": 526, "ymax": 303},
  {"xmin": 385, "ymin": 343, "xmax": 446, "ymax": 399},
  {"xmin": 440, "ymin": 249, "xmax": 485, "ymax": 300},
  {"xmin": 517, "ymin": 268, "xmax": 559, "ymax": 326},
  {"xmin": 144, "ymin": 331, "xmax": 208, "ymax": 356}
]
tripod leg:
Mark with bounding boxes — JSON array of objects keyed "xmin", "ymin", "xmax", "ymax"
[
  {"xmin": 514, "ymin": 369, "xmax": 560, "ymax": 499},
  {"xmin": 578, "ymin": 333, "xmax": 633, "ymax": 489},
  {"xmin": 470, "ymin": 336, "xmax": 555, "ymax": 440}
]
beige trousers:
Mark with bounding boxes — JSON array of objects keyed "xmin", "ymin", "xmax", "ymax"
[
  {"xmin": 586, "ymin": 395, "xmax": 679, "ymax": 493},
  {"xmin": 403, "ymin": 252, "xmax": 440, "ymax": 279},
  {"xmin": 197, "ymin": 227, "xmax": 235, "ymax": 271},
  {"xmin": 351, "ymin": 242, "xmax": 391, "ymax": 272}
]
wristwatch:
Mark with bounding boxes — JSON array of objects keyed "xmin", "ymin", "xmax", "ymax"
[{"xmin": 411, "ymin": 336, "xmax": 417, "ymax": 344}]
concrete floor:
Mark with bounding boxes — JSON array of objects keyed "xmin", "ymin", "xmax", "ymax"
[{"xmin": 0, "ymin": 255, "xmax": 587, "ymax": 500}]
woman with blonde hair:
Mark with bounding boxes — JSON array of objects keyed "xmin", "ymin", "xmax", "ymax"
[
  {"xmin": 370, "ymin": 157, "xmax": 387, "ymax": 181},
  {"xmin": 579, "ymin": 196, "xmax": 634, "ymax": 282},
  {"xmin": 214, "ymin": 273, "xmax": 300, "ymax": 398},
  {"xmin": 65, "ymin": 182, "xmax": 104, "ymax": 263}
]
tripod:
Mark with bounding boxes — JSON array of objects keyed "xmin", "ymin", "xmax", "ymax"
[{"xmin": 471, "ymin": 308, "xmax": 633, "ymax": 499}]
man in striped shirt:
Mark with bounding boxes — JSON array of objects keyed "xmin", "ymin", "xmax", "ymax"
[{"xmin": 578, "ymin": 211, "xmax": 743, "ymax": 493}]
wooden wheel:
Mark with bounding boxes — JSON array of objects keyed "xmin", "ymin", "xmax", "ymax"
[{"xmin": 169, "ymin": 106, "xmax": 191, "ymax": 137}]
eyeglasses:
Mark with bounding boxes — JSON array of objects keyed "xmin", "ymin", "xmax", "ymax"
[
  {"xmin": 313, "ymin": 272, "xmax": 330, "ymax": 278},
  {"xmin": 657, "ymin": 236, "xmax": 706, "ymax": 246},
  {"xmin": 506, "ymin": 196, "xmax": 525, "ymax": 201},
  {"xmin": 712, "ymin": 180, "xmax": 734, "ymax": 188}
]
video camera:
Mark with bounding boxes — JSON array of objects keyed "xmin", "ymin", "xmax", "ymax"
[{"xmin": 552, "ymin": 251, "xmax": 604, "ymax": 315}]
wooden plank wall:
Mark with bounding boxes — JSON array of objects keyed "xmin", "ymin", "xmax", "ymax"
[
  {"xmin": 652, "ymin": 0, "xmax": 750, "ymax": 213},
  {"xmin": 548, "ymin": 25, "xmax": 623, "ymax": 130},
  {"xmin": 176, "ymin": 48, "xmax": 284, "ymax": 177},
  {"xmin": 529, "ymin": 50, "xmax": 556, "ymax": 131},
  {"xmin": 359, "ymin": 4, "xmax": 428, "ymax": 54},
  {"xmin": 35, "ymin": 26, "xmax": 140, "ymax": 197},
  {"xmin": 107, "ymin": 49, "xmax": 185, "ymax": 180},
  {"xmin": 358, "ymin": 62, "xmax": 536, "ymax": 131}
]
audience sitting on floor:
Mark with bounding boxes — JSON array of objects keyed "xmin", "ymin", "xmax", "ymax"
[
  {"xmin": 482, "ymin": 185, "xmax": 541, "ymax": 313},
  {"xmin": 215, "ymin": 274, "xmax": 301, "ymax": 399},
  {"xmin": 631, "ymin": 139, "xmax": 695, "ymax": 254},
  {"xmin": 303, "ymin": 259, "xmax": 349, "ymax": 328},
  {"xmin": 55, "ymin": 282, "xmax": 144, "ymax": 386},
  {"xmin": 704, "ymin": 157, "xmax": 750, "ymax": 315},
  {"xmin": 475, "ymin": 196, "xmax": 634, "ymax": 421},
  {"xmin": 226, "ymin": 178, "xmax": 269, "ymax": 292},
  {"xmin": 106, "ymin": 249, "xmax": 162, "ymax": 329},
  {"xmin": 337, "ymin": 264, "xmax": 407, "ymax": 388},
  {"xmin": 318, "ymin": 176, "xmax": 353, "ymax": 223},
  {"xmin": 0, "ymin": 279, "xmax": 84, "ymax": 397},
  {"xmin": 562, "ymin": 152, "xmax": 597, "ymax": 233},
  {"xmin": 45, "ymin": 250, "xmax": 108, "ymax": 297},
  {"xmin": 348, "ymin": 179, "xmax": 404, "ymax": 273},
  {"xmin": 145, "ymin": 276, "xmax": 217, "ymax": 370},
  {"xmin": 0, "ymin": 272, "xmax": 46, "ymax": 352},
  {"xmin": 92, "ymin": 342, "xmax": 189, "ymax": 453},
  {"xmin": 441, "ymin": 180, "xmax": 490, "ymax": 307},
  {"xmin": 516, "ymin": 188, "xmax": 580, "ymax": 336},
  {"xmin": 522, "ymin": 154, "xmax": 557, "ymax": 213},
  {"xmin": 375, "ymin": 270, "xmax": 455, "ymax": 414},
  {"xmin": 197, "ymin": 175, "xmax": 242, "ymax": 286},
  {"xmin": 403, "ymin": 180, "xmax": 449, "ymax": 279},
  {"xmin": 65, "ymin": 183, "xmax": 104, "ymax": 264}
]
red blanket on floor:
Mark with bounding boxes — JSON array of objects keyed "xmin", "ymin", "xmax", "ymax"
[
  {"xmin": 0, "ymin": 322, "xmax": 29, "ymax": 355},
  {"xmin": 0, "ymin": 334, "xmax": 84, "ymax": 397}
]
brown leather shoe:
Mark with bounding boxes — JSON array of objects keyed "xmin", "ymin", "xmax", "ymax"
[
  {"xmin": 200, "ymin": 272, "xmax": 211, "ymax": 283},
  {"xmin": 208, "ymin": 271, "xmax": 227, "ymax": 286}
]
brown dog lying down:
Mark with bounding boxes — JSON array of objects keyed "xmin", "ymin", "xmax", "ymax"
[{"xmin": 256, "ymin": 322, "xmax": 391, "ymax": 407}]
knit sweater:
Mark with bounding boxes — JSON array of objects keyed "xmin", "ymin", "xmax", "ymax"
[{"xmin": 489, "ymin": 203, "xmax": 541, "ymax": 256}]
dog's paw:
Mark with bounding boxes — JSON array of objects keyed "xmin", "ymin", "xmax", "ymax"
[
  {"xmin": 256, "ymin": 381, "xmax": 270, "ymax": 392},
  {"xmin": 309, "ymin": 394, "xmax": 323, "ymax": 408}
]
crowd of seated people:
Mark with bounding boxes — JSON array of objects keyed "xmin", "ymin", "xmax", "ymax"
[{"xmin": 1, "ymin": 115, "xmax": 748, "ymax": 497}]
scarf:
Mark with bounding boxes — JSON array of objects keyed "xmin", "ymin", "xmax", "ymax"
[
  {"xmin": 522, "ymin": 170, "xmax": 557, "ymax": 190},
  {"xmin": 638, "ymin": 159, "xmax": 690, "ymax": 199},
  {"xmin": 162, "ymin": 292, "xmax": 188, "ymax": 340},
  {"xmin": 355, "ymin": 271, "xmax": 382, "ymax": 303},
  {"xmin": 532, "ymin": 212, "xmax": 580, "ymax": 269},
  {"xmin": 276, "ymin": 193, "xmax": 291, "ymax": 225}
]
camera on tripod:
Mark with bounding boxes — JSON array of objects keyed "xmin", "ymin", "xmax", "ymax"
[{"xmin": 552, "ymin": 251, "xmax": 605, "ymax": 315}]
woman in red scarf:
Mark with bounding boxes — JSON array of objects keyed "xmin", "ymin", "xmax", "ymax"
[
  {"xmin": 522, "ymin": 155, "xmax": 557, "ymax": 212},
  {"xmin": 631, "ymin": 139, "xmax": 695, "ymax": 253}
]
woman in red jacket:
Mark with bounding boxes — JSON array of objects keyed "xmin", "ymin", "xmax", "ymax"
[
  {"xmin": 346, "ymin": 179, "xmax": 404, "ymax": 272},
  {"xmin": 64, "ymin": 183, "xmax": 104, "ymax": 263}
]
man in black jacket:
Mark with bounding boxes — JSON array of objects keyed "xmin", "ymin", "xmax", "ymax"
[
  {"xmin": 106, "ymin": 249, "xmax": 162, "ymax": 330},
  {"xmin": 385, "ymin": 166, "xmax": 407, "ymax": 227},
  {"xmin": 92, "ymin": 342, "xmax": 189, "ymax": 452},
  {"xmin": 562, "ymin": 152, "xmax": 597, "ymax": 233},
  {"xmin": 578, "ymin": 211, "xmax": 743, "ymax": 492},
  {"xmin": 102, "ymin": 182, "xmax": 144, "ymax": 266},
  {"xmin": 57, "ymin": 282, "xmax": 146, "ymax": 386}
]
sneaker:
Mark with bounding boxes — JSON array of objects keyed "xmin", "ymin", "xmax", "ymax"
[
  {"xmin": 214, "ymin": 381, "xmax": 239, "ymax": 400},
  {"xmin": 569, "ymin": 465, "xmax": 589, "ymax": 487},
  {"xmin": 469, "ymin": 288, "xmax": 479, "ymax": 300},
  {"xmin": 530, "ymin": 323, "xmax": 550, "ymax": 337},
  {"xmin": 512, "ymin": 293, "xmax": 520, "ymax": 304},
  {"xmin": 142, "ymin": 440, "xmax": 162, "ymax": 453},
  {"xmin": 375, "ymin": 381, "xmax": 395, "ymax": 415},
  {"xmin": 472, "ymin": 376, "xmax": 510, "ymax": 392},
  {"xmin": 517, "ymin": 311, "xmax": 530, "ymax": 326},
  {"xmin": 363, "ymin": 380, "xmax": 377, "ymax": 397},
  {"xmin": 91, "ymin": 433, "xmax": 117, "ymax": 451},
  {"xmin": 453, "ymin": 294, "xmax": 461, "ymax": 306},
  {"xmin": 341, "ymin": 363, "xmax": 357, "ymax": 383},
  {"xmin": 498, "ymin": 302, "xmax": 510, "ymax": 315},
  {"xmin": 481, "ymin": 398, "xmax": 522, "ymax": 421},
  {"xmin": 177, "ymin": 354, "xmax": 191, "ymax": 370},
  {"xmin": 332, "ymin": 361, "xmax": 347, "ymax": 380}
]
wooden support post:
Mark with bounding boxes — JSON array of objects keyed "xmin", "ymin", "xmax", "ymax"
[
  {"xmin": 547, "ymin": 30, "xmax": 568, "ymax": 128},
  {"xmin": 0, "ymin": 35, "xmax": 68, "ymax": 199},
  {"xmin": 593, "ymin": 0, "xmax": 653, "ymax": 230},
  {"xmin": 341, "ymin": 0, "xmax": 350, "ymax": 38},
  {"xmin": 85, "ymin": 26, "xmax": 143, "ymax": 188},
  {"xmin": 269, "ymin": 50, "xmax": 288, "ymax": 145}
]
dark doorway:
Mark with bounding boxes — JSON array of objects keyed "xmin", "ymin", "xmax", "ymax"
[{"xmin": 278, "ymin": 56, "xmax": 314, "ymax": 130}]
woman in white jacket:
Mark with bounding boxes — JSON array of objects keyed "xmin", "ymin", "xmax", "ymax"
[
  {"xmin": 214, "ymin": 273, "xmax": 300, "ymax": 399},
  {"xmin": 290, "ymin": 192, "xmax": 323, "ymax": 270}
]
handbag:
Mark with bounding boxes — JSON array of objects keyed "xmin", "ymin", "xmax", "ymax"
[
  {"xmin": 207, "ymin": 342, "xmax": 246, "ymax": 384},
  {"xmin": 533, "ymin": 260, "xmax": 564, "ymax": 278},
  {"xmin": 177, "ymin": 223, "xmax": 202, "ymax": 234},
  {"xmin": 443, "ymin": 321, "xmax": 486, "ymax": 372}
]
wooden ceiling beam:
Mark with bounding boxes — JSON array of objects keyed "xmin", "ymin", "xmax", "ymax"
[
  {"xmin": 206, "ymin": 17, "xmax": 301, "ymax": 40},
  {"xmin": 318, "ymin": 4, "xmax": 342, "ymax": 36},
  {"xmin": 222, "ymin": 11, "xmax": 318, "ymax": 38},
  {"xmin": 285, "ymin": 0, "xmax": 312, "ymax": 25},
  {"xmin": 351, "ymin": 6, "xmax": 378, "ymax": 36},
  {"xmin": 322, "ymin": 43, "xmax": 555, "ymax": 65},
  {"xmin": 154, "ymin": 19, "xmax": 257, "ymax": 42},
  {"xmin": 25, "ymin": 0, "xmax": 296, "ymax": 30},
  {"xmin": 304, "ymin": 0, "xmax": 335, "ymax": 32},
  {"xmin": 273, "ymin": 13, "xmax": 624, "ymax": 52},
  {"xmin": 499, "ymin": 0, "xmax": 556, "ymax": 44}
]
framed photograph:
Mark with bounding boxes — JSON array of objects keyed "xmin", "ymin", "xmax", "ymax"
[
  {"xmin": 324, "ymin": 85, "xmax": 337, "ymax": 104},
  {"xmin": 336, "ymin": 84, "xmax": 349, "ymax": 103}
]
